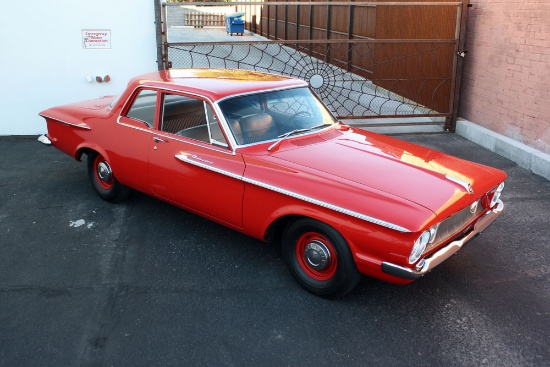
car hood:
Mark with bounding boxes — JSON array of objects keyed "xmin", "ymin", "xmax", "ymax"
[{"xmin": 243, "ymin": 128, "xmax": 506, "ymax": 232}]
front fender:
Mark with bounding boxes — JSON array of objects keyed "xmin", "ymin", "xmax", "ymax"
[{"xmin": 242, "ymin": 182, "xmax": 415, "ymax": 260}]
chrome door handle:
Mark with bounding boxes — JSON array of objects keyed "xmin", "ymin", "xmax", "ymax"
[{"xmin": 153, "ymin": 136, "xmax": 168, "ymax": 143}]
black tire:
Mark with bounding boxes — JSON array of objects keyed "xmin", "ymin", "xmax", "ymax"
[
  {"xmin": 87, "ymin": 151, "xmax": 131, "ymax": 203},
  {"xmin": 282, "ymin": 218, "xmax": 361, "ymax": 298}
]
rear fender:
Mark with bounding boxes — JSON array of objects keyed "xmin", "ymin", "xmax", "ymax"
[{"xmin": 75, "ymin": 143, "xmax": 109, "ymax": 165}]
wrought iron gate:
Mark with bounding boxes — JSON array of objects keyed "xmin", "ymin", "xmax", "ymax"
[{"xmin": 155, "ymin": 1, "xmax": 470, "ymax": 132}]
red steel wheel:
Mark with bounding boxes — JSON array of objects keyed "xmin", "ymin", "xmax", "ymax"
[
  {"xmin": 295, "ymin": 232, "xmax": 338, "ymax": 281},
  {"xmin": 283, "ymin": 218, "xmax": 361, "ymax": 298},
  {"xmin": 87, "ymin": 151, "xmax": 130, "ymax": 203},
  {"xmin": 93, "ymin": 154, "xmax": 114, "ymax": 191}
]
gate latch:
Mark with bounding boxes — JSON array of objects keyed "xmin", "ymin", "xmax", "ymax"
[{"xmin": 457, "ymin": 50, "xmax": 468, "ymax": 58}]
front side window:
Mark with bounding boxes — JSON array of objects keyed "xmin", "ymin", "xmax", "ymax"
[{"xmin": 161, "ymin": 93, "xmax": 228, "ymax": 148}]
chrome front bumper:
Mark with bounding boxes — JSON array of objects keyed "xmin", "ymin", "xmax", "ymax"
[{"xmin": 382, "ymin": 200, "xmax": 504, "ymax": 280}]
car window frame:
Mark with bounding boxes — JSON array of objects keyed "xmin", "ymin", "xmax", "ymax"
[
  {"xmin": 119, "ymin": 87, "xmax": 161, "ymax": 129},
  {"xmin": 158, "ymin": 91, "xmax": 231, "ymax": 150},
  {"xmin": 216, "ymin": 86, "xmax": 338, "ymax": 148}
]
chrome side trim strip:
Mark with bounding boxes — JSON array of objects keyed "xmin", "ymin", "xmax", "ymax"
[
  {"xmin": 116, "ymin": 116, "xmax": 152, "ymax": 133},
  {"xmin": 176, "ymin": 153, "xmax": 411, "ymax": 233},
  {"xmin": 382, "ymin": 200, "xmax": 504, "ymax": 279},
  {"xmin": 39, "ymin": 114, "xmax": 91, "ymax": 130},
  {"xmin": 242, "ymin": 175, "xmax": 411, "ymax": 232},
  {"xmin": 175, "ymin": 154, "xmax": 243, "ymax": 180}
]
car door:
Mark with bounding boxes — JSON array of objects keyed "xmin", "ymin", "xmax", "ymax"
[
  {"xmin": 112, "ymin": 88, "xmax": 158, "ymax": 194},
  {"xmin": 147, "ymin": 92, "xmax": 245, "ymax": 228}
]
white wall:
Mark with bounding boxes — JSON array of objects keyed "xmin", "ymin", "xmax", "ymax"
[{"xmin": 0, "ymin": 0, "xmax": 158, "ymax": 135}]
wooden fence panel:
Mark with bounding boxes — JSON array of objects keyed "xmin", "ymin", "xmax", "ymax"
[
  {"xmin": 353, "ymin": 6, "xmax": 376, "ymax": 39},
  {"xmin": 372, "ymin": 4, "xmax": 457, "ymax": 113},
  {"xmin": 241, "ymin": 1, "xmax": 461, "ymax": 117}
]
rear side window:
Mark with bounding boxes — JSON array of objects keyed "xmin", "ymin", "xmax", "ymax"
[
  {"xmin": 161, "ymin": 94, "xmax": 206, "ymax": 135},
  {"xmin": 161, "ymin": 93, "xmax": 229, "ymax": 148},
  {"xmin": 125, "ymin": 89, "xmax": 158, "ymax": 127}
]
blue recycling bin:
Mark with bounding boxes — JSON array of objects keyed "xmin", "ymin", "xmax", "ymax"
[{"xmin": 225, "ymin": 12, "xmax": 245, "ymax": 36}]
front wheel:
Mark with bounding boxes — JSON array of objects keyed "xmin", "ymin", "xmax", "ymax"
[
  {"xmin": 282, "ymin": 218, "xmax": 361, "ymax": 298},
  {"xmin": 87, "ymin": 151, "xmax": 130, "ymax": 203}
]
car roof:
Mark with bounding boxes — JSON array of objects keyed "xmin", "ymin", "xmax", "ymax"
[{"xmin": 130, "ymin": 68, "xmax": 309, "ymax": 102}]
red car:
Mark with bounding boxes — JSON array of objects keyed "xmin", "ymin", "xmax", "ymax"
[{"xmin": 39, "ymin": 69, "xmax": 506, "ymax": 297}]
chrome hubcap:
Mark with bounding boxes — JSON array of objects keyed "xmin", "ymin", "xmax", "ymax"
[
  {"xmin": 97, "ymin": 161, "xmax": 112, "ymax": 183},
  {"xmin": 304, "ymin": 240, "xmax": 331, "ymax": 271}
]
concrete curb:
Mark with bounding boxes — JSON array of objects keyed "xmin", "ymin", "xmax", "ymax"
[{"xmin": 456, "ymin": 119, "xmax": 550, "ymax": 181}]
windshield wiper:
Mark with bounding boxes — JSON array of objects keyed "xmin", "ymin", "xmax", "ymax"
[{"xmin": 267, "ymin": 123, "xmax": 331, "ymax": 151}]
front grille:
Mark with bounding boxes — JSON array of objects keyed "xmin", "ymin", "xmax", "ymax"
[{"xmin": 424, "ymin": 199, "xmax": 484, "ymax": 253}]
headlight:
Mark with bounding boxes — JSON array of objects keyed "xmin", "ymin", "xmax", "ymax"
[
  {"xmin": 409, "ymin": 231, "xmax": 430, "ymax": 264},
  {"xmin": 409, "ymin": 224, "xmax": 440, "ymax": 264}
]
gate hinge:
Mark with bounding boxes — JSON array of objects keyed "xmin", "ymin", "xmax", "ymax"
[{"xmin": 457, "ymin": 50, "xmax": 468, "ymax": 58}]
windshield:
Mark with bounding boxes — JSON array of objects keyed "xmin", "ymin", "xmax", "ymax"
[{"xmin": 218, "ymin": 87, "xmax": 337, "ymax": 145}]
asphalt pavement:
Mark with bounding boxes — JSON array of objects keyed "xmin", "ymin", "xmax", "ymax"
[{"xmin": 0, "ymin": 134, "xmax": 549, "ymax": 366}]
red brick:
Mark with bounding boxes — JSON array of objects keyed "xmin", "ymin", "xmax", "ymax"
[
  {"xmin": 526, "ymin": 53, "xmax": 542, "ymax": 62},
  {"xmin": 506, "ymin": 64, "xmax": 523, "ymax": 72},
  {"xmin": 526, "ymin": 38, "xmax": 547, "ymax": 47},
  {"xmin": 529, "ymin": 60, "xmax": 549, "ymax": 73},
  {"xmin": 515, "ymin": 58, "xmax": 532, "ymax": 67},
  {"xmin": 527, "ymin": 24, "xmax": 545, "ymax": 33}
]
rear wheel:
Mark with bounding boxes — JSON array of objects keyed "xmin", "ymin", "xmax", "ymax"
[
  {"xmin": 282, "ymin": 218, "xmax": 361, "ymax": 298},
  {"xmin": 87, "ymin": 151, "xmax": 130, "ymax": 203}
]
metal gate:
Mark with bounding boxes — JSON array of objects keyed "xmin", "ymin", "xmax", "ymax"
[{"xmin": 155, "ymin": 1, "xmax": 470, "ymax": 132}]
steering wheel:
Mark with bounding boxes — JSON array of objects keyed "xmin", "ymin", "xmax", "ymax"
[{"xmin": 280, "ymin": 110, "xmax": 312, "ymax": 132}]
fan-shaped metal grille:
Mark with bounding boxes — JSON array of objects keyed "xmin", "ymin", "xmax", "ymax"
[{"xmin": 167, "ymin": 40, "xmax": 454, "ymax": 120}]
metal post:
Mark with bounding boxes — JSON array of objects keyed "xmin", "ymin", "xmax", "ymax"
[
  {"xmin": 325, "ymin": 0, "xmax": 332, "ymax": 63},
  {"xmin": 275, "ymin": 3, "xmax": 278, "ymax": 39},
  {"xmin": 296, "ymin": 3, "xmax": 300, "ymax": 40},
  {"xmin": 154, "ymin": 0, "xmax": 164, "ymax": 70},
  {"xmin": 326, "ymin": 1, "xmax": 332, "ymax": 39},
  {"xmin": 284, "ymin": 0, "xmax": 288, "ymax": 40},
  {"xmin": 260, "ymin": 3, "xmax": 264, "ymax": 36},
  {"xmin": 347, "ymin": 3, "xmax": 355, "ymax": 71},
  {"xmin": 447, "ymin": 0, "xmax": 470, "ymax": 132},
  {"xmin": 267, "ymin": 3, "xmax": 270, "ymax": 39},
  {"xmin": 309, "ymin": 2, "xmax": 313, "ymax": 55},
  {"xmin": 309, "ymin": 2, "xmax": 313, "ymax": 41}
]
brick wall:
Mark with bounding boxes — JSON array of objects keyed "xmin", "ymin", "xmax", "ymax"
[{"xmin": 459, "ymin": 0, "xmax": 550, "ymax": 154}]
